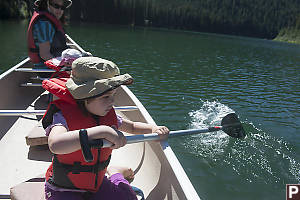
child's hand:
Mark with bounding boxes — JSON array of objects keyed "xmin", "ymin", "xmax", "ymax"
[{"xmin": 152, "ymin": 126, "xmax": 169, "ymax": 140}]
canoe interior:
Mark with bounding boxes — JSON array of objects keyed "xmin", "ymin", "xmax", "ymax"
[
  {"xmin": 0, "ymin": 37, "xmax": 200, "ymax": 200},
  {"xmin": 0, "ymin": 59, "xmax": 44, "ymax": 140}
]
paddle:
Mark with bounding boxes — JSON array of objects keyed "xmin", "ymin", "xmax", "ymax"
[{"xmin": 82, "ymin": 113, "xmax": 246, "ymax": 162}]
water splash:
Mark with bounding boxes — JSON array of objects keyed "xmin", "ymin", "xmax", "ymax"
[
  {"xmin": 187, "ymin": 100, "xmax": 234, "ymax": 158},
  {"xmin": 185, "ymin": 100, "xmax": 300, "ymax": 185},
  {"xmin": 189, "ymin": 100, "xmax": 235, "ymax": 128}
]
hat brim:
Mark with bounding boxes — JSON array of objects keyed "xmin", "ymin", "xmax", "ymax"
[
  {"xmin": 34, "ymin": 0, "xmax": 41, "ymax": 7},
  {"xmin": 66, "ymin": 74, "xmax": 133, "ymax": 100},
  {"xmin": 34, "ymin": 0, "xmax": 72, "ymax": 8}
]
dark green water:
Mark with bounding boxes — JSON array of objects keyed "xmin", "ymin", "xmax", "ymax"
[{"xmin": 1, "ymin": 20, "xmax": 300, "ymax": 200}]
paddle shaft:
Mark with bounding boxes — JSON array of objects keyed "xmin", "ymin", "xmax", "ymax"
[
  {"xmin": 0, "ymin": 106, "xmax": 138, "ymax": 116},
  {"xmin": 84, "ymin": 113, "xmax": 245, "ymax": 162},
  {"xmin": 99, "ymin": 126, "xmax": 222, "ymax": 148}
]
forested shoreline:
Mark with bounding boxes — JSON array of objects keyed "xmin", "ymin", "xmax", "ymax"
[{"xmin": 1, "ymin": 0, "xmax": 300, "ymax": 42}]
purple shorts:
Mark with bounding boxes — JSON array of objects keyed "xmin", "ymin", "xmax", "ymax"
[{"xmin": 45, "ymin": 173, "xmax": 137, "ymax": 200}]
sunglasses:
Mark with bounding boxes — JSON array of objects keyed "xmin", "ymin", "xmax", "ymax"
[{"xmin": 49, "ymin": 2, "xmax": 66, "ymax": 10}]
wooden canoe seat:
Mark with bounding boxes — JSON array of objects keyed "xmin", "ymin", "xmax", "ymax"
[
  {"xmin": 10, "ymin": 175, "xmax": 45, "ymax": 200},
  {"xmin": 25, "ymin": 121, "xmax": 48, "ymax": 146}
]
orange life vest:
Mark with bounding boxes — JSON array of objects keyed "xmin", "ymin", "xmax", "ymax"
[
  {"xmin": 42, "ymin": 78, "xmax": 116, "ymax": 192},
  {"xmin": 27, "ymin": 11, "xmax": 67, "ymax": 64}
]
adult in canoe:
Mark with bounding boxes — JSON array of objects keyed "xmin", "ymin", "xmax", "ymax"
[
  {"xmin": 42, "ymin": 57, "xmax": 169, "ymax": 200},
  {"xmin": 27, "ymin": 0, "xmax": 71, "ymax": 68}
]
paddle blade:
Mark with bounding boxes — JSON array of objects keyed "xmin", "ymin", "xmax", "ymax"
[{"xmin": 221, "ymin": 113, "xmax": 246, "ymax": 139}]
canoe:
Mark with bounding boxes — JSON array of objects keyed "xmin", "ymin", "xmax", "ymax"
[{"xmin": 0, "ymin": 36, "xmax": 200, "ymax": 200}]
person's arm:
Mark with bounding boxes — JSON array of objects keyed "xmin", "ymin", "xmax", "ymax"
[
  {"xmin": 48, "ymin": 125, "xmax": 126, "ymax": 155},
  {"xmin": 32, "ymin": 20, "xmax": 55, "ymax": 61},
  {"xmin": 119, "ymin": 118, "xmax": 169, "ymax": 136},
  {"xmin": 39, "ymin": 41, "xmax": 53, "ymax": 61}
]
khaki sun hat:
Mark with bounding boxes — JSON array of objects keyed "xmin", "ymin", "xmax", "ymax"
[
  {"xmin": 66, "ymin": 57, "xmax": 133, "ymax": 100},
  {"xmin": 34, "ymin": 0, "xmax": 72, "ymax": 8}
]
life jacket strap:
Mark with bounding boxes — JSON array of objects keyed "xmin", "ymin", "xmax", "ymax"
[
  {"xmin": 29, "ymin": 47, "xmax": 39, "ymax": 53},
  {"xmin": 60, "ymin": 66, "xmax": 72, "ymax": 72},
  {"xmin": 42, "ymin": 103, "xmax": 60, "ymax": 129},
  {"xmin": 53, "ymin": 154, "xmax": 111, "ymax": 174}
]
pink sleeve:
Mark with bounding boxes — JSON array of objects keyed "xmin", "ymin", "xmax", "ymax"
[
  {"xmin": 44, "ymin": 111, "xmax": 69, "ymax": 136},
  {"xmin": 117, "ymin": 114, "xmax": 123, "ymax": 128}
]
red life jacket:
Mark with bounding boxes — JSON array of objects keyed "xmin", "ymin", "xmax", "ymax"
[
  {"xmin": 42, "ymin": 78, "xmax": 75, "ymax": 104},
  {"xmin": 44, "ymin": 58, "xmax": 63, "ymax": 71},
  {"xmin": 27, "ymin": 11, "xmax": 67, "ymax": 64},
  {"xmin": 44, "ymin": 59, "xmax": 71, "ymax": 78},
  {"xmin": 42, "ymin": 78, "xmax": 116, "ymax": 192}
]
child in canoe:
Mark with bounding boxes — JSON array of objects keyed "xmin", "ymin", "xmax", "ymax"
[
  {"xmin": 44, "ymin": 48, "xmax": 84, "ymax": 78},
  {"xmin": 42, "ymin": 56, "xmax": 169, "ymax": 200}
]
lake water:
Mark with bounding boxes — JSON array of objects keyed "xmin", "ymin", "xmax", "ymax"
[{"xmin": 1, "ymin": 20, "xmax": 300, "ymax": 200}]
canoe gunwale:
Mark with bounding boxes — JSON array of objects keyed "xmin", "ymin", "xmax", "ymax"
[{"xmin": 0, "ymin": 58, "xmax": 30, "ymax": 80}]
